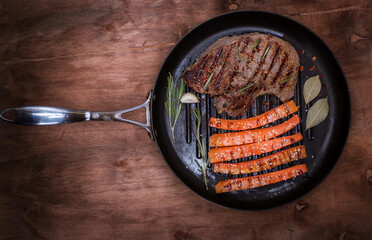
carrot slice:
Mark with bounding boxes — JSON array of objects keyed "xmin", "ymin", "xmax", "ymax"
[
  {"xmin": 214, "ymin": 145, "xmax": 307, "ymax": 174},
  {"xmin": 209, "ymin": 114, "xmax": 301, "ymax": 147},
  {"xmin": 208, "ymin": 133, "xmax": 302, "ymax": 163},
  {"xmin": 209, "ymin": 100, "xmax": 299, "ymax": 130},
  {"xmin": 215, "ymin": 164, "xmax": 308, "ymax": 193}
]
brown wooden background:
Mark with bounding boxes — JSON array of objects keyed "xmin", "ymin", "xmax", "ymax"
[{"xmin": 0, "ymin": 0, "xmax": 371, "ymax": 239}]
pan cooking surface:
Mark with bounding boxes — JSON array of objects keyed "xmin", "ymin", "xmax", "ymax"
[{"xmin": 152, "ymin": 11, "xmax": 350, "ymax": 210}]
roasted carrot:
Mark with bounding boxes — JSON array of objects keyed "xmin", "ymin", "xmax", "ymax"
[
  {"xmin": 208, "ymin": 133, "xmax": 302, "ymax": 163},
  {"xmin": 215, "ymin": 164, "xmax": 308, "ymax": 193},
  {"xmin": 214, "ymin": 145, "xmax": 307, "ymax": 174},
  {"xmin": 209, "ymin": 114, "xmax": 301, "ymax": 147},
  {"xmin": 209, "ymin": 100, "xmax": 299, "ymax": 130}
]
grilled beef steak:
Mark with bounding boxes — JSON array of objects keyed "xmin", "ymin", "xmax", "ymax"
[{"xmin": 182, "ymin": 33, "xmax": 299, "ymax": 117}]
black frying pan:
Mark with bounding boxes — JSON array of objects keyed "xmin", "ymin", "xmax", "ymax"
[
  {"xmin": 152, "ymin": 11, "xmax": 350, "ymax": 210},
  {"xmin": 1, "ymin": 11, "xmax": 350, "ymax": 210}
]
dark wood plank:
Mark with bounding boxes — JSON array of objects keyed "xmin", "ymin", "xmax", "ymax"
[{"xmin": 0, "ymin": 0, "xmax": 371, "ymax": 239}]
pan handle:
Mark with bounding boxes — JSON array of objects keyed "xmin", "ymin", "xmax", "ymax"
[
  {"xmin": 90, "ymin": 91, "xmax": 153, "ymax": 138},
  {"xmin": 0, "ymin": 91, "xmax": 153, "ymax": 139}
]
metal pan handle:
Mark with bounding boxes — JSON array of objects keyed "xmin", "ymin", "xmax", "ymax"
[{"xmin": 0, "ymin": 91, "xmax": 153, "ymax": 138}]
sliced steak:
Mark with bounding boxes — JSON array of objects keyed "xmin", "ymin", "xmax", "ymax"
[{"xmin": 182, "ymin": 33, "xmax": 299, "ymax": 117}]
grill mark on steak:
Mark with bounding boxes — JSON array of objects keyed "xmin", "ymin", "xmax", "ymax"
[
  {"xmin": 287, "ymin": 68, "xmax": 293, "ymax": 77},
  {"xmin": 279, "ymin": 68, "xmax": 293, "ymax": 89},
  {"xmin": 196, "ymin": 55, "xmax": 211, "ymax": 84},
  {"xmin": 224, "ymin": 44, "xmax": 234, "ymax": 65},
  {"xmin": 252, "ymin": 43, "xmax": 271, "ymax": 79},
  {"xmin": 245, "ymin": 39, "xmax": 268, "ymax": 81},
  {"xmin": 200, "ymin": 49, "xmax": 223, "ymax": 83},
  {"xmin": 244, "ymin": 47, "xmax": 256, "ymax": 77},
  {"xmin": 240, "ymin": 37, "xmax": 250, "ymax": 52},
  {"xmin": 213, "ymin": 64, "xmax": 226, "ymax": 92},
  {"xmin": 213, "ymin": 45, "xmax": 235, "ymax": 91},
  {"xmin": 271, "ymin": 55, "xmax": 287, "ymax": 85},
  {"xmin": 235, "ymin": 39, "xmax": 249, "ymax": 65},
  {"xmin": 263, "ymin": 46, "xmax": 281, "ymax": 81},
  {"xmin": 212, "ymin": 47, "xmax": 232, "ymax": 91},
  {"xmin": 212, "ymin": 48, "xmax": 223, "ymax": 67},
  {"xmin": 199, "ymin": 58, "xmax": 214, "ymax": 85},
  {"xmin": 206, "ymin": 45, "xmax": 234, "ymax": 95}
]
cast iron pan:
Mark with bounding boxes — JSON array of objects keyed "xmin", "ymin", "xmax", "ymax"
[
  {"xmin": 152, "ymin": 11, "xmax": 350, "ymax": 210},
  {"xmin": 1, "ymin": 11, "xmax": 350, "ymax": 210}
]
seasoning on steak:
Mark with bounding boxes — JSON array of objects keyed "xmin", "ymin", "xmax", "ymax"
[{"xmin": 182, "ymin": 33, "xmax": 300, "ymax": 117}]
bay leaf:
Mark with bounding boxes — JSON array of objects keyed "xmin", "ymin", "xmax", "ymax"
[
  {"xmin": 303, "ymin": 75, "xmax": 321, "ymax": 105},
  {"xmin": 306, "ymin": 97, "xmax": 329, "ymax": 130}
]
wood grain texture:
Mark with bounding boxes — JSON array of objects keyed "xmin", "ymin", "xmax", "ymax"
[{"xmin": 0, "ymin": 0, "xmax": 371, "ymax": 239}]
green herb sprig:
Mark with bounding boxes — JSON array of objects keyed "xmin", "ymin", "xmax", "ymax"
[
  {"xmin": 165, "ymin": 73, "xmax": 186, "ymax": 143},
  {"xmin": 235, "ymin": 44, "xmax": 241, "ymax": 62},
  {"xmin": 222, "ymin": 52, "xmax": 233, "ymax": 68},
  {"xmin": 252, "ymin": 40, "xmax": 259, "ymax": 50},
  {"xmin": 261, "ymin": 45, "xmax": 270, "ymax": 62},
  {"xmin": 193, "ymin": 108, "xmax": 208, "ymax": 190},
  {"xmin": 202, "ymin": 69, "xmax": 216, "ymax": 91},
  {"xmin": 278, "ymin": 77, "xmax": 292, "ymax": 84},
  {"xmin": 237, "ymin": 83, "xmax": 254, "ymax": 93}
]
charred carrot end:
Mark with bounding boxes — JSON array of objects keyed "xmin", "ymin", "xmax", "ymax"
[
  {"xmin": 214, "ymin": 145, "xmax": 307, "ymax": 174},
  {"xmin": 209, "ymin": 100, "xmax": 299, "ymax": 130},
  {"xmin": 208, "ymin": 133, "xmax": 303, "ymax": 163},
  {"xmin": 215, "ymin": 164, "xmax": 308, "ymax": 193},
  {"xmin": 209, "ymin": 114, "xmax": 301, "ymax": 147}
]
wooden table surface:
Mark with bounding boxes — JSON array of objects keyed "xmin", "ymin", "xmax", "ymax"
[{"xmin": 0, "ymin": 1, "xmax": 371, "ymax": 239}]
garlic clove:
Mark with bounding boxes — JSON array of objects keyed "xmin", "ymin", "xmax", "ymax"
[{"xmin": 180, "ymin": 92, "xmax": 200, "ymax": 103}]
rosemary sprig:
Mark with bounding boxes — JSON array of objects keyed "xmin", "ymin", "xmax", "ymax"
[
  {"xmin": 235, "ymin": 44, "xmax": 241, "ymax": 62},
  {"xmin": 261, "ymin": 45, "xmax": 270, "ymax": 62},
  {"xmin": 202, "ymin": 69, "xmax": 216, "ymax": 91},
  {"xmin": 193, "ymin": 108, "xmax": 208, "ymax": 190},
  {"xmin": 237, "ymin": 83, "xmax": 254, "ymax": 93},
  {"xmin": 278, "ymin": 76, "xmax": 292, "ymax": 83},
  {"xmin": 165, "ymin": 73, "xmax": 186, "ymax": 143},
  {"xmin": 252, "ymin": 40, "xmax": 259, "ymax": 50},
  {"xmin": 222, "ymin": 52, "xmax": 233, "ymax": 68}
]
